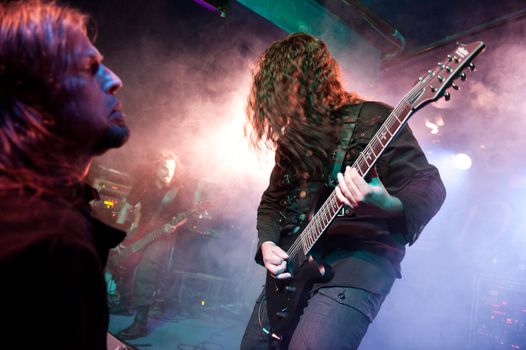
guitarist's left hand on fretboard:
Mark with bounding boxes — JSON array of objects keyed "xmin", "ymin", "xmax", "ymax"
[{"xmin": 335, "ymin": 166, "xmax": 403, "ymax": 217}]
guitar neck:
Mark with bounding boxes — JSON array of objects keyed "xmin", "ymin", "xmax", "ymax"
[
  {"xmin": 287, "ymin": 96, "xmax": 417, "ymax": 259},
  {"xmin": 127, "ymin": 207, "xmax": 201, "ymax": 254},
  {"xmin": 130, "ymin": 227, "xmax": 165, "ymax": 253}
]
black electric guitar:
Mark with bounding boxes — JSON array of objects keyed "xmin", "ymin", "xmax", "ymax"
[
  {"xmin": 265, "ymin": 41, "xmax": 486, "ymax": 344},
  {"xmin": 111, "ymin": 201, "xmax": 210, "ymax": 266}
]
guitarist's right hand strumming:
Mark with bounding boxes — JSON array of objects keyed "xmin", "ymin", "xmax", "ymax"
[{"xmin": 261, "ymin": 241, "xmax": 291, "ymax": 280}]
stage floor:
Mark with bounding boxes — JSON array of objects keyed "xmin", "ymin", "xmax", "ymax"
[{"xmin": 109, "ymin": 307, "xmax": 247, "ymax": 350}]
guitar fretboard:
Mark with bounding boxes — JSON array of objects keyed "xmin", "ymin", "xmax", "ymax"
[
  {"xmin": 129, "ymin": 210, "xmax": 196, "ymax": 253},
  {"xmin": 130, "ymin": 227, "xmax": 166, "ymax": 253}
]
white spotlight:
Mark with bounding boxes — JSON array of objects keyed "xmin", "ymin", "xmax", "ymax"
[
  {"xmin": 452, "ymin": 153, "xmax": 472, "ymax": 170},
  {"xmin": 425, "ymin": 121, "xmax": 439, "ymax": 135}
]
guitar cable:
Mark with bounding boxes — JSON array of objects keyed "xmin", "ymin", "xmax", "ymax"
[
  {"xmin": 257, "ymin": 292, "xmax": 281, "ymax": 340},
  {"xmin": 257, "ymin": 293, "xmax": 267, "ymax": 333}
]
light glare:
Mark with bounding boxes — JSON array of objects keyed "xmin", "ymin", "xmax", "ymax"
[{"xmin": 452, "ymin": 153, "xmax": 472, "ymax": 170}]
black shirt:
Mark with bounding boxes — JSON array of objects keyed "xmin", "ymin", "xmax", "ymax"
[{"xmin": 0, "ymin": 183, "xmax": 125, "ymax": 350}]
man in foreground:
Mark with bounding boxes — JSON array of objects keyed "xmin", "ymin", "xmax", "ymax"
[{"xmin": 0, "ymin": 1, "xmax": 129, "ymax": 349}]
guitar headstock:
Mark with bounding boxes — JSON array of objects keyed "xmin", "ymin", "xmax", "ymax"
[
  {"xmin": 168, "ymin": 201, "xmax": 211, "ymax": 225},
  {"xmin": 409, "ymin": 41, "xmax": 485, "ymax": 111}
]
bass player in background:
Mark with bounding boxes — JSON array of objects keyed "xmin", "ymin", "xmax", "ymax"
[
  {"xmin": 241, "ymin": 33, "xmax": 446, "ymax": 349},
  {"xmin": 112, "ymin": 150, "xmax": 196, "ymax": 340}
]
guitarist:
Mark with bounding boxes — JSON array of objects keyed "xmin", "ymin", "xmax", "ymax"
[
  {"xmin": 115, "ymin": 150, "xmax": 195, "ymax": 339},
  {"xmin": 241, "ymin": 33, "xmax": 447, "ymax": 349}
]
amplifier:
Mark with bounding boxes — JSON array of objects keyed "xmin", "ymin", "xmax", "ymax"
[
  {"xmin": 87, "ymin": 165, "xmax": 133, "ymax": 226},
  {"xmin": 469, "ymin": 274, "xmax": 526, "ymax": 349}
]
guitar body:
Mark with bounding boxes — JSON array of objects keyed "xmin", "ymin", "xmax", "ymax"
[
  {"xmin": 107, "ymin": 243, "xmax": 144, "ymax": 286},
  {"xmin": 109, "ymin": 239, "xmax": 147, "ymax": 268},
  {"xmin": 265, "ymin": 242, "xmax": 334, "ymax": 345},
  {"xmin": 265, "ymin": 185, "xmax": 337, "ymax": 343}
]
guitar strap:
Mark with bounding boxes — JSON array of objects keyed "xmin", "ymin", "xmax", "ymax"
[
  {"xmin": 150, "ymin": 186, "xmax": 179, "ymax": 224},
  {"xmin": 327, "ymin": 102, "xmax": 364, "ymax": 187}
]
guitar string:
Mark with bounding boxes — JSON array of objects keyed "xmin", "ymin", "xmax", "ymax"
[
  {"xmin": 287, "ymin": 60, "xmax": 451, "ymax": 258},
  {"xmin": 304, "ymin": 45, "xmax": 481, "ymax": 258},
  {"xmin": 285, "ymin": 71, "xmax": 438, "ymax": 259}
]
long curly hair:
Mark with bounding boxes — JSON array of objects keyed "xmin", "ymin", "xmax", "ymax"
[
  {"xmin": 246, "ymin": 33, "xmax": 362, "ymax": 175},
  {"xmin": 0, "ymin": 1, "xmax": 90, "ymax": 194}
]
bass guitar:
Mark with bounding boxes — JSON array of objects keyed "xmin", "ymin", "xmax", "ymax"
[
  {"xmin": 265, "ymin": 41, "xmax": 486, "ymax": 345},
  {"xmin": 111, "ymin": 201, "xmax": 209, "ymax": 266}
]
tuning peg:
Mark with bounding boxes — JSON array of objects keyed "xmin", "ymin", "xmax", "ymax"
[
  {"xmin": 447, "ymin": 55, "xmax": 453, "ymax": 62},
  {"xmin": 460, "ymin": 73, "xmax": 467, "ymax": 81},
  {"xmin": 444, "ymin": 92, "xmax": 451, "ymax": 101},
  {"xmin": 451, "ymin": 83, "xmax": 460, "ymax": 90},
  {"xmin": 469, "ymin": 62, "xmax": 476, "ymax": 71}
]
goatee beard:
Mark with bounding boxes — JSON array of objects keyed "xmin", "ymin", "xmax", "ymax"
[{"xmin": 93, "ymin": 124, "xmax": 130, "ymax": 154}]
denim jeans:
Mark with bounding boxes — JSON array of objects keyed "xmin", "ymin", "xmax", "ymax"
[{"xmin": 240, "ymin": 286, "xmax": 387, "ymax": 350}]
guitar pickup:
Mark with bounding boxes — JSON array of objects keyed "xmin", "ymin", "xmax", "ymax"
[
  {"xmin": 276, "ymin": 309, "xmax": 289, "ymax": 318},
  {"xmin": 284, "ymin": 286, "xmax": 296, "ymax": 293}
]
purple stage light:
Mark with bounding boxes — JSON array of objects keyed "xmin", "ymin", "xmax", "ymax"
[{"xmin": 193, "ymin": 0, "xmax": 228, "ymax": 17}]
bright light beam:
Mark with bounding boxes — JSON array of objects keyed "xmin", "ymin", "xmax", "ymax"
[{"xmin": 452, "ymin": 153, "xmax": 472, "ymax": 170}]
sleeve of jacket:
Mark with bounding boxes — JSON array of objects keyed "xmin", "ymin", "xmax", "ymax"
[
  {"xmin": 372, "ymin": 103, "xmax": 447, "ymax": 245},
  {"xmin": 254, "ymin": 159, "xmax": 288, "ymax": 265}
]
